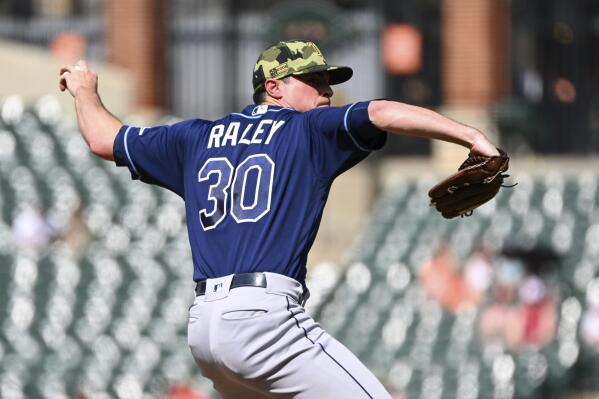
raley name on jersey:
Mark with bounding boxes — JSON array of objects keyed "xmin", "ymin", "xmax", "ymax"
[{"xmin": 207, "ymin": 119, "xmax": 286, "ymax": 149}]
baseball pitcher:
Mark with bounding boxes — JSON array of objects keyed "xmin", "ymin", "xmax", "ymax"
[{"xmin": 60, "ymin": 40, "xmax": 502, "ymax": 398}]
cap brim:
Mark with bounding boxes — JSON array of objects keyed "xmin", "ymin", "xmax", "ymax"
[{"xmin": 292, "ymin": 65, "xmax": 353, "ymax": 85}]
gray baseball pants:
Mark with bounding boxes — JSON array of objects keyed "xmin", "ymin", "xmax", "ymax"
[{"xmin": 187, "ymin": 272, "xmax": 391, "ymax": 398}]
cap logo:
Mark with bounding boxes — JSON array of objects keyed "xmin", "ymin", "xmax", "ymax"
[
  {"xmin": 270, "ymin": 63, "xmax": 289, "ymax": 78},
  {"xmin": 307, "ymin": 42, "xmax": 323, "ymax": 58}
]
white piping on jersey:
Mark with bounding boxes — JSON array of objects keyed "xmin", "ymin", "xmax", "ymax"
[
  {"xmin": 123, "ymin": 125, "xmax": 140, "ymax": 176},
  {"xmin": 231, "ymin": 107, "xmax": 292, "ymax": 119},
  {"xmin": 343, "ymin": 102, "xmax": 372, "ymax": 152}
]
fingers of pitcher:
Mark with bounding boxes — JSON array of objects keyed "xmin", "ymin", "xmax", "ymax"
[{"xmin": 59, "ymin": 60, "xmax": 90, "ymax": 91}]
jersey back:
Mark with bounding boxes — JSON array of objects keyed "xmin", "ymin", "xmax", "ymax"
[{"xmin": 113, "ymin": 103, "xmax": 386, "ymax": 284}]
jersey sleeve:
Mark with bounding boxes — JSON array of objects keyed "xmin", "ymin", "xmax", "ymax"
[
  {"xmin": 304, "ymin": 101, "xmax": 387, "ymax": 180},
  {"xmin": 113, "ymin": 119, "xmax": 202, "ymax": 196}
]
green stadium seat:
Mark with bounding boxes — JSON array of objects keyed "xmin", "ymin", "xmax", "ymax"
[{"xmin": 313, "ymin": 172, "xmax": 599, "ymax": 399}]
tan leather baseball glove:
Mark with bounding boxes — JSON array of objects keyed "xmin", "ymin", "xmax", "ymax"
[{"xmin": 428, "ymin": 149, "xmax": 511, "ymax": 219}]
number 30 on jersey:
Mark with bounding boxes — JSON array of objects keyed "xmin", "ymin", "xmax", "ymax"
[{"xmin": 198, "ymin": 154, "xmax": 274, "ymax": 230}]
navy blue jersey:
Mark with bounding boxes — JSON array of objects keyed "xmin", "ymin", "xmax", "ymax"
[{"xmin": 113, "ymin": 102, "xmax": 386, "ymax": 284}]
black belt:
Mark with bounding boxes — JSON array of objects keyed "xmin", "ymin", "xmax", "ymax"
[{"xmin": 195, "ymin": 272, "xmax": 267, "ymax": 296}]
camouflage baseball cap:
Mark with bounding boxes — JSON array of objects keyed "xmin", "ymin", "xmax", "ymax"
[{"xmin": 252, "ymin": 40, "xmax": 353, "ymax": 92}]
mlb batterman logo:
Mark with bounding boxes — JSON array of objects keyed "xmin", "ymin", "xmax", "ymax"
[{"xmin": 252, "ymin": 105, "xmax": 268, "ymax": 115}]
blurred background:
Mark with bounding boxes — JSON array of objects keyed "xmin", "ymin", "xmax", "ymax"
[{"xmin": 0, "ymin": 0, "xmax": 598, "ymax": 398}]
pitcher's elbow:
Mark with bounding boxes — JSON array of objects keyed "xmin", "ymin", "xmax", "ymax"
[{"xmin": 368, "ymin": 100, "xmax": 397, "ymax": 130}]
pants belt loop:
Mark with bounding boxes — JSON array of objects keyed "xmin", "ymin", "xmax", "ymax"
[{"xmin": 300, "ymin": 287, "xmax": 311, "ymax": 307}]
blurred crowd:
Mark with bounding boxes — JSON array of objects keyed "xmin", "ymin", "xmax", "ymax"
[
  {"xmin": 419, "ymin": 243, "xmax": 566, "ymax": 351},
  {"xmin": 11, "ymin": 202, "xmax": 88, "ymax": 257},
  {"xmin": 419, "ymin": 241, "xmax": 599, "ymax": 357}
]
